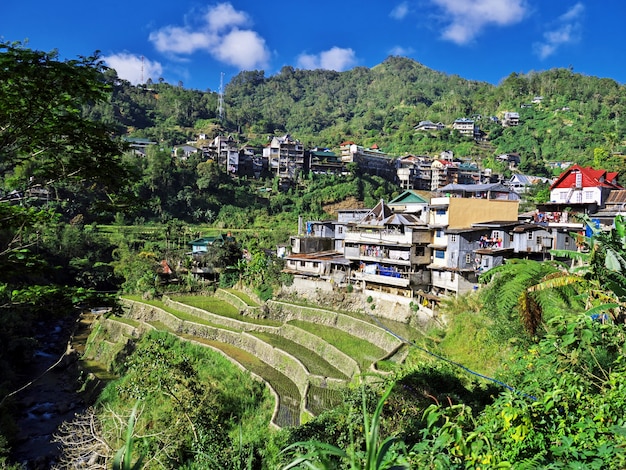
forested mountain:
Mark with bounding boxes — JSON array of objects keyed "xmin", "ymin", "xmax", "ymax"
[
  {"xmin": 102, "ymin": 56, "xmax": 626, "ymax": 177},
  {"xmin": 5, "ymin": 42, "xmax": 626, "ymax": 469}
]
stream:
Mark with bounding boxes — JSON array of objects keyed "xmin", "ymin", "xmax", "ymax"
[{"xmin": 9, "ymin": 311, "xmax": 106, "ymax": 469}]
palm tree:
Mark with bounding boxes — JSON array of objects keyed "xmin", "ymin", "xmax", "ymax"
[{"xmin": 479, "ymin": 259, "xmax": 582, "ymax": 336}]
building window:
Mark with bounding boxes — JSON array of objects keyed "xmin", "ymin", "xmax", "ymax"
[
  {"xmin": 300, "ymin": 261, "xmax": 306, "ymax": 267},
  {"xmin": 435, "ymin": 250, "xmax": 445, "ymax": 259},
  {"xmin": 465, "ymin": 253, "xmax": 472, "ymax": 264},
  {"xmin": 450, "ymin": 234, "xmax": 457, "ymax": 242},
  {"xmin": 450, "ymin": 272, "xmax": 455, "ymax": 281},
  {"xmin": 584, "ymin": 191, "xmax": 594, "ymax": 200},
  {"xmin": 337, "ymin": 226, "xmax": 344, "ymax": 234},
  {"xmin": 436, "ymin": 209, "xmax": 446, "ymax": 215},
  {"xmin": 436, "ymin": 229, "xmax": 443, "ymax": 237},
  {"xmin": 527, "ymin": 232, "xmax": 534, "ymax": 240},
  {"xmin": 565, "ymin": 236, "xmax": 570, "ymax": 245},
  {"xmin": 313, "ymin": 262, "xmax": 320, "ymax": 268},
  {"xmin": 559, "ymin": 192, "xmax": 567, "ymax": 201}
]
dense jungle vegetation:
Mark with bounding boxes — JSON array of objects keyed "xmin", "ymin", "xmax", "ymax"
[
  {"xmin": 91, "ymin": 55, "xmax": 626, "ymax": 178},
  {"xmin": 2, "ymin": 40, "xmax": 626, "ymax": 468}
]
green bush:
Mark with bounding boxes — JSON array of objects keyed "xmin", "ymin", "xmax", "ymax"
[{"xmin": 255, "ymin": 283, "xmax": 274, "ymax": 302}]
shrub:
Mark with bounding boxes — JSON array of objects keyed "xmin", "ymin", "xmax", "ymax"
[{"xmin": 255, "ymin": 283, "xmax": 273, "ymax": 302}]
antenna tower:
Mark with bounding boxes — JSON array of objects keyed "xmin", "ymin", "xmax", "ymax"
[{"xmin": 217, "ymin": 72, "xmax": 225, "ymax": 122}]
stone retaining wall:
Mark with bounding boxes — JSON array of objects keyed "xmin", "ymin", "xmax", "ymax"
[
  {"xmin": 163, "ymin": 297, "xmax": 361, "ymax": 380},
  {"xmin": 120, "ymin": 299, "xmax": 348, "ymax": 422},
  {"xmin": 214, "ymin": 288, "xmax": 262, "ymax": 317},
  {"xmin": 162, "ymin": 296, "xmax": 273, "ymax": 333},
  {"xmin": 267, "ymin": 300, "xmax": 402, "ymax": 352},
  {"xmin": 280, "ymin": 324, "xmax": 359, "ymax": 377}
]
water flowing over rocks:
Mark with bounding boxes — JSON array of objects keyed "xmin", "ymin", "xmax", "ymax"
[{"xmin": 8, "ymin": 312, "xmax": 101, "ymax": 469}]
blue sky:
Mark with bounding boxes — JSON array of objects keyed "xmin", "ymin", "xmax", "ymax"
[{"xmin": 2, "ymin": 1, "xmax": 624, "ymax": 92}]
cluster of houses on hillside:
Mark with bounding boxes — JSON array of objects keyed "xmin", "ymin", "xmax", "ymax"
[
  {"xmin": 123, "ymin": 129, "xmax": 563, "ymax": 196},
  {"xmin": 280, "ymin": 165, "xmax": 625, "ymax": 315}
]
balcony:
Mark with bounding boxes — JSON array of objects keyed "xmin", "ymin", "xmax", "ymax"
[
  {"xmin": 352, "ymin": 270, "xmax": 410, "ymax": 288},
  {"xmin": 344, "ymin": 245, "xmax": 411, "ymax": 265},
  {"xmin": 345, "ymin": 229, "xmax": 429, "ymax": 246}
]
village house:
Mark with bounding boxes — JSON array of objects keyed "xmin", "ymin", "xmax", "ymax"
[
  {"xmin": 427, "ymin": 183, "xmax": 520, "ymax": 295},
  {"xmin": 502, "ymin": 112, "xmax": 520, "ymax": 127},
  {"xmin": 263, "ymin": 134, "xmax": 306, "ymax": 179},
  {"xmin": 344, "ymin": 200, "xmax": 431, "ymax": 298},
  {"xmin": 339, "ymin": 142, "xmax": 399, "ymax": 180},
  {"xmin": 204, "ymin": 135, "xmax": 239, "ymax": 173},
  {"xmin": 414, "ymin": 120, "xmax": 445, "ymax": 131},
  {"xmin": 452, "ymin": 118, "xmax": 478, "ymax": 138},
  {"xmin": 506, "ymin": 173, "xmax": 553, "ymax": 194},
  {"xmin": 531, "ymin": 165, "xmax": 624, "ymax": 228}
]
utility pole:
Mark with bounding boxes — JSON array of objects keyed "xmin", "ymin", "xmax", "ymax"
[{"xmin": 217, "ymin": 72, "xmax": 224, "ymax": 123}]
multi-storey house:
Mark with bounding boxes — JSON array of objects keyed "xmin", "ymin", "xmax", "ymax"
[
  {"xmin": 344, "ymin": 200, "xmax": 431, "ymax": 297},
  {"xmin": 205, "ymin": 135, "xmax": 239, "ymax": 173},
  {"xmin": 427, "ymin": 183, "xmax": 520, "ymax": 295},
  {"xmin": 285, "ymin": 219, "xmax": 348, "ymax": 282},
  {"xmin": 309, "ymin": 148, "xmax": 344, "ymax": 175},
  {"xmin": 387, "ymin": 190, "xmax": 429, "ymax": 222},
  {"xmin": 397, "ymin": 155, "xmax": 433, "ymax": 190},
  {"xmin": 452, "ymin": 118, "xmax": 477, "ymax": 137},
  {"xmin": 548, "ymin": 165, "xmax": 622, "ymax": 208},
  {"xmin": 339, "ymin": 142, "xmax": 398, "ymax": 180},
  {"xmin": 431, "ymin": 159, "xmax": 458, "ymax": 190},
  {"xmin": 238, "ymin": 144, "xmax": 264, "ymax": 178},
  {"xmin": 263, "ymin": 134, "xmax": 306, "ymax": 179},
  {"xmin": 502, "ymin": 112, "xmax": 520, "ymax": 127}
]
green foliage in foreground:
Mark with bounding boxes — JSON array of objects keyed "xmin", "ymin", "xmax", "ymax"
[{"xmin": 97, "ymin": 330, "xmax": 274, "ymax": 469}]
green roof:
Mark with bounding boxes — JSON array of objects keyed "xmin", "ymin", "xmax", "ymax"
[{"xmin": 389, "ymin": 190, "xmax": 429, "ymax": 205}]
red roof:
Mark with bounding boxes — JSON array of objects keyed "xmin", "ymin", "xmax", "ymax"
[{"xmin": 550, "ymin": 164, "xmax": 623, "ymax": 190}]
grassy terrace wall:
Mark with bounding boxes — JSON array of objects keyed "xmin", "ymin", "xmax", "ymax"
[
  {"xmin": 163, "ymin": 296, "xmax": 271, "ymax": 331},
  {"xmin": 280, "ymin": 324, "xmax": 359, "ymax": 377},
  {"xmin": 214, "ymin": 288, "xmax": 261, "ymax": 315},
  {"xmin": 267, "ymin": 300, "xmax": 403, "ymax": 352},
  {"xmin": 120, "ymin": 299, "xmax": 348, "ymax": 421}
]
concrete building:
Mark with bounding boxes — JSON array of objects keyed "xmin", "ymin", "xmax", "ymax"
[
  {"xmin": 345, "ymin": 200, "xmax": 431, "ymax": 297},
  {"xmin": 427, "ymin": 183, "xmax": 520, "ymax": 295},
  {"xmin": 203, "ymin": 135, "xmax": 239, "ymax": 173},
  {"xmin": 263, "ymin": 134, "xmax": 305, "ymax": 179}
]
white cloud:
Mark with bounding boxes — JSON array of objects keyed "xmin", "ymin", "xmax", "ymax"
[
  {"xmin": 390, "ymin": 2, "xmax": 410, "ymax": 20},
  {"xmin": 389, "ymin": 45, "xmax": 415, "ymax": 56},
  {"xmin": 149, "ymin": 26, "xmax": 217, "ymax": 55},
  {"xmin": 205, "ymin": 3, "xmax": 249, "ymax": 32},
  {"xmin": 103, "ymin": 53, "xmax": 163, "ymax": 85},
  {"xmin": 534, "ymin": 2, "xmax": 584, "ymax": 59},
  {"xmin": 297, "ymin": 47, "xmax": 357, "ymax": 71},
  {"xmin": 431, "ymin": 0, "xmax": 528, "ymax": 44},
  {"xmin": 214, "ymin": 29, "xmax": 270, "ymax": 69},
  {"xmin": 147, "ymin": 2, "xmax": 270, "ymax": 70}
]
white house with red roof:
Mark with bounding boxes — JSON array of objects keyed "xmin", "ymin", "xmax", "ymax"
[{"xmin": 549, "ymin": 165, "xmax": 622, "ymax": 207}]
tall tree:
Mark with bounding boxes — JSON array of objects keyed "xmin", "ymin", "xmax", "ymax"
[{"xmin": 0, "ymin": 41, "xmax": 130, "ymax": 199}]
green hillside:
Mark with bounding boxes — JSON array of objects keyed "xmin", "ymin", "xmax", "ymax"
[{"xmin": 99, "ymin": 56, "xmax": 626, "ymax": 176}]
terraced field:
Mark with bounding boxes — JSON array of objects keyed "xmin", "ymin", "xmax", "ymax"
[{"xmin": 112, "ymin": 289, "xmax": 406, "ymax": 427}]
